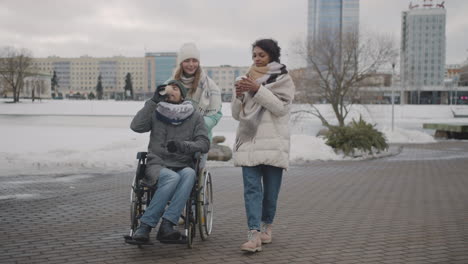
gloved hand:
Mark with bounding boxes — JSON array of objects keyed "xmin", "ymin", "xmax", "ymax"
[
  {"xmin": 167, "ymin": 141, "xmax": 183, "ymax": 153},
  {"xmin": 152, "ymin": 85, "xmax": 167, "ymax": 103}
]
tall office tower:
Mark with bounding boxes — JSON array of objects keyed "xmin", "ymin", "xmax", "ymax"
[
  {"xmin": 307, "ymin": 0, "xmax": 359, "ymax": 43},
  {"xmin": 400, "ymin": 0, "xmax": 446, "ymax": 104},
  {"xmin": 307, "ymin": 0, "xmax": 359, "ymax": 71}
]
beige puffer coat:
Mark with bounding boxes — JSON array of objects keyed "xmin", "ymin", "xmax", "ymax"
[{"xmin": 231, "ymin": 73, "xmax": 295, "ymax": 169}]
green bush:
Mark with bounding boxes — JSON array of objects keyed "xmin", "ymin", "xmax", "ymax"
[{"xmin": 325, "ymin": 117, "xmax": 388, "ymax": 156}]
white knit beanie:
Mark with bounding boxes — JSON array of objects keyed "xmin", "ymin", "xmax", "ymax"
[{"xmin": 177, "ymin": 42, "xmax": 200, "ymax": 64}]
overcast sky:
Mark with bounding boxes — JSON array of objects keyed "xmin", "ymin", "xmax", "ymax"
[{"xmin": 1, "ymin": 0, "xmax": 467, "ymax": 68}]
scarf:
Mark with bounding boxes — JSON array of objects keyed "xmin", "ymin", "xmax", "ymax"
[
  {"xmin": 155, "ymin": 101, "xmax": 195, "ymax": 125},
  {"xmin": 180, "ymin": 73, "xmax": 195, "ymax": 89},
  {"xmin": 235, "ymin": 62, "xmax": 289, "ymax": 150},
  {"xmin": 248, "ymin": 61, "xmax": 284, "ymax": 85},
  {"xmin": 178, "ymin": 68, "xmax": 221, "ymax": 116}
]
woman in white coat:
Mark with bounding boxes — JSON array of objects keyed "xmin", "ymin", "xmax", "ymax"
[
  {"xmin": 232, "ymin": 39, "xmax": 295, "ymax": 252},
  {"xmin": 171, "ymin": 43, "xmax": 222, "ymax": 142}
]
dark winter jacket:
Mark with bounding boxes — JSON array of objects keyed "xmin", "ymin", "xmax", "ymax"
[{"xmin": 130, "ymin": 100, "xmax": 210, "ymax": 169}]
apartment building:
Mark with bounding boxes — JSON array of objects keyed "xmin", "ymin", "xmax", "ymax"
[
  {"xmin": 31, "ymin": 56, "xmax": 147, "ymax": 99},
  {"xmin": 204, "ymin": 65, "xmax": 249, "ymax": 102},
  {"xmin": 400, "ymin": 0, "xmax": 447, "ymax": 104}
]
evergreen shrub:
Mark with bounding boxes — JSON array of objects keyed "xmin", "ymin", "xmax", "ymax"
[{"xmin": 325, "ymin": 117, "xmax": 388, "ymax": 156}]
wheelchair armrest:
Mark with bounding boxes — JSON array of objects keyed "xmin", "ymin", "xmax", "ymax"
[
  {"xmin": 137, "ymin": 152, "xmax": 148, "ymax": 160},
  {"xmin": 193, "ymin": 152, "xmax": 202, "ymax": 172},
  {"xmin": 193, "ymin": 152, "xmax": 201, "ymax": 161}
]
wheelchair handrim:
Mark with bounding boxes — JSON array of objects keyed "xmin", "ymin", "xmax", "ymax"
[{"xmin": 202, "ymin": 171, "xmax": 214, "ymax": 235}]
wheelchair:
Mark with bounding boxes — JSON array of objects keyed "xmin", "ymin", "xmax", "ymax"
[{"xmin": 124, "ymin": 152, "xmax": 214, "ymax": 248}]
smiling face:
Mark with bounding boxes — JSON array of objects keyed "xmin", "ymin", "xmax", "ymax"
[
  {"xmin": 252, "ymin": 46, "xmax": 271, "ymax": 67},
  {"xmin": 165, "ymin": 84, "xmax": 182, "ymax": 103},
  {"xmin": 181, "ymin": 58, "xmax": 199, "ymax": 76}
]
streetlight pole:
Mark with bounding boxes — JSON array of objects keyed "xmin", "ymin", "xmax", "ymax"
[
  {"xmin": 391, "ymin": 62, "xmax": 396, "ymax": 132},
  {"xmin": 454, "ymin": 76, "xmax": 458, "ymax": 105}
]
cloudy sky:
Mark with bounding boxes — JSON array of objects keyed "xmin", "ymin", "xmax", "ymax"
[{"xmin": 1, "ymin": 0, "xmax": 467, "ymax": 68}]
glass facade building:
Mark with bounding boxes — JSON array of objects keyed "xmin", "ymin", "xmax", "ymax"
[
  {"xmin": 307, "ymin": 0, "xmax": 359, "ymax": 42},
  {"xmin": 145, "ymin": 52, "xmax": 177, "ymax": 91},
  {"xmin": 98, "ymin": 61, "xmax": 118, "ymax": 89},
  {"xmin": 52, "ymin": 61, "xmax": 71, "ymax": 89}
]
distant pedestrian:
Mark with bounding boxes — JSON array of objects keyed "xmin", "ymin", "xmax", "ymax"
[{"xmin": 231, "ymin": 39, "xmax": 295, "ymax": 252}]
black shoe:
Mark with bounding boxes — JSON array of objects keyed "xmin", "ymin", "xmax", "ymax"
[
  {"xmin": 156, "ymin": 218, "xmax": 181, "ymax": 241},
  {"xmin": 133, "ymin": 223, "xmax": 151, "ymax": 241}
]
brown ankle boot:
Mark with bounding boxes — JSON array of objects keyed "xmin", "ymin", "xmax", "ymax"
[
  {"xmin": 240, "ymin": 230, "xmax": 262, "ymax": 252},
  {"xmin": 260, "ymin": 223, "xmax": 272, "ymax": 244}
]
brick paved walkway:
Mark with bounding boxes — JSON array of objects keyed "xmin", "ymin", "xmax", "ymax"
[{"xmin": 1, "ymin": 142, "xmax": 467, "ymax": 264}]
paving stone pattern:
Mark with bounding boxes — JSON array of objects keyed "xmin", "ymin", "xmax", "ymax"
[{"xmin": 0, "ymin": 142, "xmax": 467, "ymax": 264}]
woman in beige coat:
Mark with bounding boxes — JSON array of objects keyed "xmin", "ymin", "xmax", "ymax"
[{"xmin": 232, "ymin": 39, "xmax": 295, "ymax": 252}]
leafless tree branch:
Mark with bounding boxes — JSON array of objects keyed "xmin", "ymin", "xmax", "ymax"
[
  {"xmin": 0, "ymin": 46, "xmax": 34, "ymax": 102},
  {"xmin": 291, "ymin": 31, "xmax": 398, "ymax": 127}
]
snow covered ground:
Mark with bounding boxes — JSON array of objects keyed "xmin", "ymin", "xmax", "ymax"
[{"xmin": 1, "ymin": 99, "xmax": 467, "ymax": 176}]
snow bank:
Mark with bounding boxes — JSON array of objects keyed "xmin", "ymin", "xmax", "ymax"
[
  {"xmin": 381, "ymin": 127, "xmax": 436, "ymax": 144},
  {"xmin": 290, "ymin": 135, "xmax": 341, "ymax": 161},
  {"xmin": 0, "ymin": 122, "xmax": 148, "ymax": 176}
]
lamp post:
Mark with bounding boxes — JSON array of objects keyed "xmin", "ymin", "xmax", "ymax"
[{"xmin": 391, "ymin": 62, "xmax": 396, "ymax": 132}]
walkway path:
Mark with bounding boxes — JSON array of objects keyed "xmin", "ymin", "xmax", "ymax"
[{"xmin": 1, "ymin": 142, "xmax": 467, "ymax": 263}]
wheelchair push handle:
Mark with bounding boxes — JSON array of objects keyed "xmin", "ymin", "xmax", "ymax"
[
  {"xmin": 137, "ymin": 152, "xmax": 200, "ymax": 161},
  {"xmin": 136, "ymin": 152, "xmax": 148, "ymax": 160}
]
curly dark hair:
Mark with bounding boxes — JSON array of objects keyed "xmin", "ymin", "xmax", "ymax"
[{"xmin": 251, "ymin": 38, "xmax": 281, "ymax": 63}]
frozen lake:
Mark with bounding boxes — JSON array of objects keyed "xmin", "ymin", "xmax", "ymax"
[{"xmin": 1, "ymin": 100, "xmax": 467, "ymax": 176}]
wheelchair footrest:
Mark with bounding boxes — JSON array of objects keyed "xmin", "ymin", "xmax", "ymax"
[
  {"xmin": 124, "ymin": 235, "xmax": 154, "ymax": 246},
  {"xmin": 158, "ymin": 235, "xmax": 188, "ymax": 244}
]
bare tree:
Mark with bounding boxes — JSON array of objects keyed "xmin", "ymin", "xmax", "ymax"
[
  {"xmin": 292, "ymin": 31, "xmax": 398, "ymax": 127},
  {"xmin": 0, "ymin": 46, "xmax": 35, "ymax": 103}
]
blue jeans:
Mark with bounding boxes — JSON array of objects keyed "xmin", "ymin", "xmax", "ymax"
[
  {"xmin": 140, "ymin": 167, "xmax": 196, "ymax": 227},
  {"xmin": 242, "ymin": 165, "xmax": 283, "ymax": 231}
]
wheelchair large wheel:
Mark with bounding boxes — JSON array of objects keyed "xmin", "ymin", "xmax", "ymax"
[{"xmin": 198, "ymin": 170, "xmax": 213, "ymax": 241}]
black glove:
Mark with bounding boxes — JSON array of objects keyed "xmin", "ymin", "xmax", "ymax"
[
  {"xmin": 167, "ymin": 141, "xmax": 183, "ymax": 153},
  {"xmin": 152, "ymin": 85, "xmax": 167, "ymax": 103}
]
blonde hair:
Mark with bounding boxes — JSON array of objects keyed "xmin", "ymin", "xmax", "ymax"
[{"xmin": 174, "ymin": 64, "xmax": 202, "ymax": 96}]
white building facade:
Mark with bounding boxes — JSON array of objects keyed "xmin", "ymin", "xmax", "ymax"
[
  {"xmin": 400, "ymin": 0, "xmax": 454, "ymax": 104},
  {"xmin": 204, "ymin": 65, "xmax": 249, "ymax": 102},
  {"xmin": 23, "ymin": 56, "xmax": 250, "ymax": 101},
  {"xmin": 32, "ymin": 56, "xmax": 147, "ymax": 100}
]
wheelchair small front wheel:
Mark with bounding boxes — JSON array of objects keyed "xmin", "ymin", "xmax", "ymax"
[{"xmin": 187, "ymin": 222, "xmax": 195, "ymax": 249}]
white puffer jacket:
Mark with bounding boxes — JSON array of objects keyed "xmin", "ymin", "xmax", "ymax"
[{"xmin": 231, "ymin": 73, "xmax": 295, "ymax": 169}]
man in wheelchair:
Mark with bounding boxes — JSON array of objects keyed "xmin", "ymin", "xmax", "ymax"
[{"xmin": 130, "ymin": 79, "xmax": 210, "ymax": 243}]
